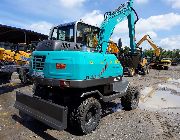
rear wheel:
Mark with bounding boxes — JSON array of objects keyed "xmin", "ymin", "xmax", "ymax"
[
  {"xmin": 121, "ymin": 86, "xmax": 140, "ymax": 110},
  {"xmin": 69, "ymin": 97, "xmax": 102, "ymax": 134}
]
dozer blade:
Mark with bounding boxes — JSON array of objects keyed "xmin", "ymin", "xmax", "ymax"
[{"xmin": 14, "ymin": 92, "xmax": 68, "ymax": 131}]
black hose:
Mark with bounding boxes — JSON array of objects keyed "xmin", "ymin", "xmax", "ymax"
[{"xmin": 131, "ymin": 7, "xmax": 139, "ymax": 25}]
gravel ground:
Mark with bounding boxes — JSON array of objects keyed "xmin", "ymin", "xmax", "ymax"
[{"xmin": 0, "ymin": 66, "xmax": 180, "ymax": 140}]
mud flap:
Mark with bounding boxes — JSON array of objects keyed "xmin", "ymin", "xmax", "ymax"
[{"xmin": 14, "ymin": 92, "xmax": 68, "ymax": 131}]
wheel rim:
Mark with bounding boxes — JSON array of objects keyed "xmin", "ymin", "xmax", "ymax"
[{"xmin": 85, "ymin": 105, "xmax": 98, "ymax": 125}]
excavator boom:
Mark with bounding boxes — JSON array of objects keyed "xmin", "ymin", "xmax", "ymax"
[
  {"xmin": 97, "ymin": 0, "xmax": 138, "ymax": 54},
  {"xmin": 137, "ymin": 35, "xmax": 160, "ymax": 57}
]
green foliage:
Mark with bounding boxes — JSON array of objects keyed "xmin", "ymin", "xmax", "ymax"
[
  {"xmin": 123, "ymin": 46, "xmax": 130, "ymax": 54},
  {"xmin": 144, "ymin": 49, "xmax": 180, "ymax": 60},
  {"xmin": 122, "ymin": 45, "xmax": 179, "ymax": 62},
  {"xmin": 144, "ymin": 49, "xmax": 154, "ymax": 57}
]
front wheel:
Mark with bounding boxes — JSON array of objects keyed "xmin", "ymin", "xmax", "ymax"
[
  {"xmin": 121, "ymin": 86, "xmax": 140, "ymax": 111},
  {"xmin": 18, "ymin": 69, "xmax": 31, "ymax": 85},
  {"xmin": 69, "ymin": 97, "xmax": 102, "ymax": 134}
]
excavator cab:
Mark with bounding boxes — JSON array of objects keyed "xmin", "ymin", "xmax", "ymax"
[
  {"xmin": 49, "ymin": 22, "xmax": 125, "ymax": 54},
  {"xmin": 11, "ymin": 44, "xmax": 26, "ymax": 52},
  {"xmin": 49, "ymin": 21, "xmax": 100, "ymax": 49},
  {"xmin": 10, "ymin": 43, "xmax": 31, "ymax": 65}
]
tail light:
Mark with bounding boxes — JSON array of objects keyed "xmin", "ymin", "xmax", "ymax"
[
  {"xmin": 56, "ymin": 63, "xmax": 66, "ymax": 69},
  {"xmin": 59, "ymin": 80, "xmax": 70, "ymax": 87}
]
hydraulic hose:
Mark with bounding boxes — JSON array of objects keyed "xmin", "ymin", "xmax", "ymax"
[{"xmin": 131, "ymin": 7, "xmax": 139, "ymax": 25}]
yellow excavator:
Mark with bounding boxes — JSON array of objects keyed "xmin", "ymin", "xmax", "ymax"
[
  {"xmin": 137, "ymin": 35, "xmax": 171, "ymax": 70},
  {"xmin": 108, "ymin": 39, "xmax": 120, "ymax": 54},
  {"xmin": 13, "ymin": 43, "xmax": 31, "ymax": 65},
  {"xmin": 0, "ymin": 43, "xmax": 31, "ymax": 65},
  {"xmin": 0, "ymin": 43, "xmax": 16, "ymax": 83},
  {"xmin": 0, "ymin": 43, "xmax": 15, "ymax": 63},
  {"xmin": 0, "ymin": 42, "xmax": 31, "ymax": 83}
]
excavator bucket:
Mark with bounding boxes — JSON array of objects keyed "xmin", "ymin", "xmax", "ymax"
[{"xmin": 14, "ymin": 92, "xmax": 68, "ymax": 131}]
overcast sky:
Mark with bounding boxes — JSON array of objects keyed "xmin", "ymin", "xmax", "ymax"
[{"xmin": 0, "ymin": 0, "xmax": 180, "ymax": 50}]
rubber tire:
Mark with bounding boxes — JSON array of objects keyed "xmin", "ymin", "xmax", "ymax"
[
  {"xmin": 164, "ymin": 66, "xmax": 169, "ymax": 70},
  {"xmin": 121, "ymin": 86, "xmax": 140, "ymax": 111},
  {"xmin": 69, "ymin": 97, "xmax": 102, "ymax": 134},
  {"xmin": 18, "ymin": 69, "xmax": 30, "ymax": 85}
]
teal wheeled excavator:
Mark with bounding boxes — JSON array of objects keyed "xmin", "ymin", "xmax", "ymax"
[{"xmin": 15, "ymin": 0, "xmax": 141, "ymax": 134}]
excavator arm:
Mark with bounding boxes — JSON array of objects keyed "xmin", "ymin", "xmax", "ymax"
[
  {"xmin": 96, "ymin": 0, "xmax": 138, "ymax": 54},
  {"xmin": 137, "ymin": 35, "xmax": 161, "ymax": 57}
]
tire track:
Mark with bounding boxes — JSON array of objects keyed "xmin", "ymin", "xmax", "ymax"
[{"xmin": 149, "ymin": 113, "xmax": 175, "ymax": 139}]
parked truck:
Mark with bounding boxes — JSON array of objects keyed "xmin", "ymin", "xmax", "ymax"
[{"xmin": 15, "ymin": 0, "xmax": 141, "ymax": 134}]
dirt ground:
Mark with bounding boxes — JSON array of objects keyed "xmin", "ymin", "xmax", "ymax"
[{"xmin": 0, "ymin": 66, "xmax": 180, "ymax": 140}]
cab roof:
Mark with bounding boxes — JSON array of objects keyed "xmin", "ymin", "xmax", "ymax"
[{"xmin": 57, "ymin": 21, "xmax": 100, "ymax": 29}]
